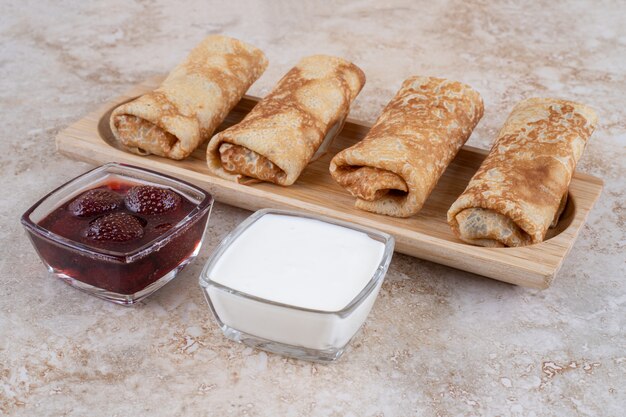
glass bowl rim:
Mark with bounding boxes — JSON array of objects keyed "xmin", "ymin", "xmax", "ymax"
[
  {"xmin": 199, "ymin": 208, "xmax": 395, "ymax": 318},
  {"xmin": 20, "ymin": 162, "xmax": 214, "ymax": 263}
]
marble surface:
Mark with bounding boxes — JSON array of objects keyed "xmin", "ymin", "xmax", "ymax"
[{"xmin": 1, "ymin": 1, "xmax": 625, "ymax": 416}]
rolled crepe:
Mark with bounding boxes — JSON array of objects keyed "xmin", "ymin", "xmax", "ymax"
[
  {"xmin": 206, "ymin": 55, "xmax": 365, "ymax": 185},
  {"xmin": 447, "ymin": 98, "xmax": 598, "ymax": 247},
  {"xmin": 329, "ymin": 76, "xmax": 484, "ymax": 217},
  {"xmin": 110, "ymin": 35, "xmax": 268, "ymax": 160}
]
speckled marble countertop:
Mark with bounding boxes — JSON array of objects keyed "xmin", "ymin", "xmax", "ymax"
[{"xmin": 1, "ymin": 1, "xmax": 625, "ymax": 416}]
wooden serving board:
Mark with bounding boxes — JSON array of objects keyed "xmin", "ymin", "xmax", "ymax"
[{"xmin": 56, "ymin": 77, "xmax": 603, "ymax": 289}]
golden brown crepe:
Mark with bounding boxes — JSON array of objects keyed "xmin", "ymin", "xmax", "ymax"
[
  {"xmin": 329, "ymin": 76, "xmax": 484, "ymax": 217},
  {"xmin": 447, "ymin": 98, "xmax": 598, "ymax": 247},
  {"xmin": 206, "ymin": 55, "xmax": 366, "ymax": 185},
  {"xmin": 109, "ymin": 35, "xmax": 268, "ymax": 160}
]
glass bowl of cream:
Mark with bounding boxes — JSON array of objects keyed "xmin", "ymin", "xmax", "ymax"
[{"xmin": 199, "ymin": 209, "xmax": 394, "ymax": 362}]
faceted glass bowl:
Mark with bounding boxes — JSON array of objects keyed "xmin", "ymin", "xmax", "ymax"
[
  {"xmin": 200, "ymin": 209, "xmax": 394, "ymax": 362},
  {"xmin": 21, "ymin": 162, "xmax": 213, "ymax": 305}
]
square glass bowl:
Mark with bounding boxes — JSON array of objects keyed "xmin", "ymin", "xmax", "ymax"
[
  {"xmin": 21, "ymin": 162, "xmax": 213, "ymax": 305},
  {"xmin": 200, "ymin": 209, "xmax": 394, "ymax": 362}
]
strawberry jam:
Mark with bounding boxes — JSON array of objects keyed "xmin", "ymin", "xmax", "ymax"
[{"xmin": 34, "ymin": 181, "xmax": 206, "ymax": 295}]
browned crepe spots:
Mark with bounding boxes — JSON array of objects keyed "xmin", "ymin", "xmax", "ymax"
[
  {"xmin": 109, "ymin": 35, "xmax": 267, "ymax": 160},
  {"xmin": 206, "ymin": 55, "xmax": 365, "ymax": 185},
  {"xmin": 330, "ymin": 76, "xmax": 484, "ymax": 218},
  {"xmin": 447, "ymin": 98, "xmax": 598, "ymax": 247}
]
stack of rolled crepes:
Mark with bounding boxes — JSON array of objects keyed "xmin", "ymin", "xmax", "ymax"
[
  {"xmin": 447, "ymin": 98, "xmax": 598, "ymax": 247},
  {"xmin": 206, "ymin": 55, "xmax": 365, "ymax": 185},
  {"xmin": 109, "ymin": 35, "xmax": 268, "ymax": 160},
  {"xmin": 329, "ymin": 76, "xmax": 484, "ymax": 217}
]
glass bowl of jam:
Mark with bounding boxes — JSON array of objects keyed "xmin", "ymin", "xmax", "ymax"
[{"xmin": 21, "ymin": 162, "xmax": 213, "ymax": 305}]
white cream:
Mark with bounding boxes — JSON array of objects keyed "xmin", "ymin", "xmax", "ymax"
[
  {"xmin": 210, "ymin": 214, "xmax": 385, "ymax": 311},
  {"xmin": 203, "ymin": 212, "xmax": 391, "ymax": 355}
]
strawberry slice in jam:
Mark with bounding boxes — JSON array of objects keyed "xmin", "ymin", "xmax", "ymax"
[
  {"xmin": 86, "ymin": 212, "xmax": 144, "ymax": 242},
  {"xmin": 124, "ymin": 185, "xmax": 181, "ymax": 215},
  {"xmin": 69, "ymin": 188, "xmax": 122, "ymax": 217}
]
